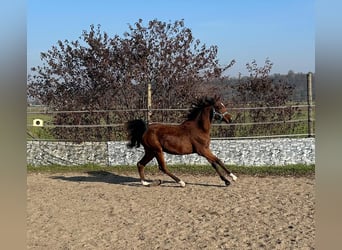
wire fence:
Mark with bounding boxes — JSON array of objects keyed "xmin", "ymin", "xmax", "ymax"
[{"xmin": 27, "ymin": 103, "xmax": 315, "ymax": 141}]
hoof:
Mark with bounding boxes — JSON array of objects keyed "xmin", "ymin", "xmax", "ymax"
[
  {"xmin": 178, "ymin": 180, "xmax": 186, "ymax": 187},
  {"xmin": 224, "ymin": 180, "xmax": 231, "ymax": 186},
  {"xmin": 141, "ymin": 179, "xmax": 162, "ymax": 187},
  {"xmin": 230, "ymin": 173, "xmax": 237, "ymax": 181},
  {"xmin": 150, "ymin": 179, "xmax": 162, "ymax": 186},
  {"xmin": 141, "ymin": 180, "xmax": 151, "ymax": 186}
]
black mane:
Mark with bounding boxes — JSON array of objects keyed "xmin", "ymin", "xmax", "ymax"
[{"xmin": 187, "ymin": 96, "xmax": 216, "ymax": 121}]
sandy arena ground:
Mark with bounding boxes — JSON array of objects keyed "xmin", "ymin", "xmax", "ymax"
[{"xmin": 27, "ymin": 171, "xmax": 315, "ymax": 249}]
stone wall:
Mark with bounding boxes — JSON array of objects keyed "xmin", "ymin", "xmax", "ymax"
[
  {"xmin": 27, "ymin": 141, "xmax": 108, "ymax": 166},
  {"xmin": 27, "ymin": 138, "xmax": 315, "ymax": 166}
]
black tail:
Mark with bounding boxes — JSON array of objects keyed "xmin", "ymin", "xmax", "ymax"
[{"xmin": 125, "ymin": 119, "xmax": 147, "ymax": 148}]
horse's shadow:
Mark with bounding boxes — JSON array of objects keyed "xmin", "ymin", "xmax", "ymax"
[
  {"xmin": 50, "ymin": 170, "xmax": 227, "ymax": 188},
  {"xmin": 50, "ymin": 171, "xmax": 141, "ymax": 186}
]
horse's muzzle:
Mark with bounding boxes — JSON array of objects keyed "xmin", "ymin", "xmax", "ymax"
[{"xmin": 223, "ymin": 114, "xmax": 233, "ymax": 124}]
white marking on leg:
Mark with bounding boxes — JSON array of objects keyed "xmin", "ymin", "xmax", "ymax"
[
  {"xmin": 178, "ymin": 180, "xmax": 186, "ymax": 187},
  {"xmin": 230, "ymin": 173, "xmax": 237, "ymax": 181},
  {"xmin": 141, "ymin": 180, "xmax": 150, "ymax": 186}
]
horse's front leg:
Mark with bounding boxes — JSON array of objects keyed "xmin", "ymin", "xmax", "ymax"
[
  {"xmin": 211, "ymin": 162, "xmax": 231, "ymax": 186},
  {"xmin": 199, "ymin": 149, "xmax": 237, "ymax": 185},
  {"xmin": 215, "ymin": 158, "xmax": 238, "ymax": 182}
]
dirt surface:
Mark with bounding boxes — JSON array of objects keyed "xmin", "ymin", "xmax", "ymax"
[{"xmin": 27, "ymin": 171, "xmax": 315, "ymax": 249}]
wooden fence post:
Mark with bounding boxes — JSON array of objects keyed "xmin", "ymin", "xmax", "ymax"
[
  {"xmin": 147, "ymin": 81, "xmax": 152, "ymax": 124},
  {"xmin": 307, "ymin": 72, "xmax": 314, "ymax": 137}
]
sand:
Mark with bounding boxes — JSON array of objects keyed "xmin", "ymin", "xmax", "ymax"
[{"xmin": 27, "ymin": 171, "xmax": 315, "ymax": 249}]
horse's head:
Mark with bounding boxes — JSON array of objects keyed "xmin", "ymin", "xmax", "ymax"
[{"xmin": 213, "ymin": 97, "xmax": 233, "ymax": 123}]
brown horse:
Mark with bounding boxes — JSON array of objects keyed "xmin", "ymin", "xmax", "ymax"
[{"xmin": 126, "ymin": 96, "xmax": 237, "ymax": 187}]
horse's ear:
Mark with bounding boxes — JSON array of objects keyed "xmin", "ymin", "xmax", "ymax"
[{"xmin": 214, "ymin": 95, "xmax": 221, "ymax": 101}]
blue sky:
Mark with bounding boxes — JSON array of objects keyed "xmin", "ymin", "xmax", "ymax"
[{"xmin": 27, "ymin": 0, "xmax": 314, "ymax": 77}]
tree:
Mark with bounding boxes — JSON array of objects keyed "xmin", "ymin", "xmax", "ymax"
[
  {"xmin": 229, "ymin": 59, "xmax": 296, "ymax": 137},
  {"xmin": 27, "ymin": 19, "xmax": 234, "ymax": 141},
  {"xmin": 28, "ymin": 25, "xmax": 129, "ymax": 141},
  {"xmin": 124, "ymin": 19, "xmax": 234, "ymax": 108}
]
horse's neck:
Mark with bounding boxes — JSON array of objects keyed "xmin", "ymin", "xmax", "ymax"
[{"xmin": 198, "ymin": 106, "xmax": 212, "ymax": 132}]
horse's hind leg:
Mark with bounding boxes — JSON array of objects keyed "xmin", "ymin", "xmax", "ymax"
[
  {"xmin": 137, "ymin": 151, "xmax": 161, "ymax": 186},
  {"xmin": 155, "ymin": 151, "xmax": 186, "ymax": 187}
]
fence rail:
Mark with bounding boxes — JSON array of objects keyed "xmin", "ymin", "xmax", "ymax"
[
  {"xmin": 26, "ymin": 104, "xmax": 313, "ymax": 114},
  {"xmin": 27, "ymin": 104, "xmax": 315, "ymax": 141},
  {"xmin": 26, "ymin": 119, "xmax": 312, "ymax": 128}
]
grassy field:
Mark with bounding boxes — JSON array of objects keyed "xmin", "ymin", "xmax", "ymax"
[
  {"xmin": 27, "ymin": 163, "xmax": 315, "ymax": 177},
  {"xmin": 27, "ymin": 106, "xmax": 55, "ymax": 139}
]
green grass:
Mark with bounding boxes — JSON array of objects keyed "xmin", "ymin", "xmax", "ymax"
[
  {"xmin": 27, "ymin": 163, "xmax": 315, "ymax": 177},
  {"xmin": 27, "ymin": 112, "xmax": 55, "ymax": 140}
]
